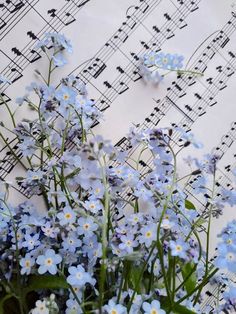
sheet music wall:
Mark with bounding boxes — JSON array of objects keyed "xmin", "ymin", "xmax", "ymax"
[{"xmin": 0, "ymin": 0, "xmax": 236, "ymax": 309}]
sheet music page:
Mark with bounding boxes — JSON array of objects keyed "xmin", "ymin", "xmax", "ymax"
[{"xmin": 0, "ymin": 0, "xmax": 236, "ymax": 307}]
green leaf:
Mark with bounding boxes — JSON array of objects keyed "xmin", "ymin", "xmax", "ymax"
[
  {"xmin": 185, "ymin": 200, "xmax": 196, "ymax": 210},
  {"xmin": 181, "ymin": 262, "xmax": 197, "ymax": 295},
  {"xmin": 23, "ymin": 275, "xmax": 69, "ymax": 295}
]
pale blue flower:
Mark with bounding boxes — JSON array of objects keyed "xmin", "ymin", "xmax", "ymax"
[
  {"xmin": 138, "ymin": 223, "xmax": 157, "ymax": 247},
  {"xmin": 52, "ymin": 52, "xmax": 67, "ymax": 67},
  {"xmin": 20, "ymin": 254, "xmax": 35, "ymax": 275},
  {"xmin": 143, "ymin": 51, "xmax": 158, "ymax": 66},
  {"xmin": 170, "ymin": 54, "xmax": 184, "ymax": 70},
  {"xmin": 169, "ymin": 239, "xmax": 190, "ymax": 259},
  {"xmin": 62, "ymin": 233, "xmax": 82, "ymax": 253},
  {"xmin": 77, "ymin": 217, "xmax": 98, "ymax": 238},
  {"xmin": 103, "ymin": 299, "xmax": 127, "ymax": 314},
  {"xmin": 215, "ymin": 244, "xmax": 236, "ymax": 272},
  {"xmin": 36, "ymin": 249, "xmax": 62, "ymax": 275},
  {"xmin": 55, "ymin": 85, "xmax": 77, "ymax": 106},
  {"xmin": 142, "ymin": 300, "xmax": 166, "ymax": 314},
  {"xmin": 155, "ymin": 52, "xmax": 173, "ymax": 69},
  {"xmin": 57, "ymin": 207, "xmax": 76, "ymax": 225},
  {"xmin": 22, "ymin": 233, "xmax": 40, "ymax": 251},
  {"xmin": 67, "ymin": 265, "xmax": 92, "ymax": 286},
  {"xmin": 66, "ymin": 298, "xmax": 83, "ymax": 314}
]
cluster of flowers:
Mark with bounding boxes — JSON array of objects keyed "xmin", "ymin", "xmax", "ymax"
[
  {"xmin": 0, "ymin": 33, "xmax": 236, "ymax": 314},
  {"xmin": 139, "ymin": 51, "xmax": 202, "ymax": 84}
]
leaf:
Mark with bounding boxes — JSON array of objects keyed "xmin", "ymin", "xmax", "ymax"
[
  {"xmin": 0, "ymin": 294, "xmax": 14, "ymax": 314},
  {"xmin": 181, "ymin": 262, "xmax": 197, "ymax": 295},
  {"xmin": 185, "ymin": 200, "xmax": 196, "ymax": 210},
  {"xmin": 23, "ymin": 275, "xmax": 69, "ymax": 295}
]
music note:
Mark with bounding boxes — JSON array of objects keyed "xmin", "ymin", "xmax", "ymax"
[
  {"xmin": 48, "ymin": 8, "xmax": 76, "ymax": 26},
  {"xmin": 0, "ymin": 17, "xmax": 6, "ymax": 30},
  {"xmin": 83, "ymin": 58, "xmax": 107, "ymax": 79},
  {"xmin": 10, "ymin": 67, "xmax": 23, "ymax": 83},
  {"xmin": 0, "ymin": 0, "xmax": 24, "ymax": 14}
]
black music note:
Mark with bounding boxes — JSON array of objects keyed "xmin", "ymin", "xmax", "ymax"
[
  {"xmin": 178, "ymin": 18, "xmax": 187, "ymax": 29},
  {"xmin": 203, "ymin": 46, "xmax": 215, "ymax": 60},
  {"xmin": 83, "ymin": 58, "xmax": 106, "ymax": 79},
  {"xmin": 131, "ymin": 70, "xmax": 142, "ymax": 82},
  {"xmin": 208, "ymin": 96, "xmax": 217, "ymax": 107},
  {"xmin": 0, "ymin": 17, "xmax": 6, "ymax": 30},
  {"xmin": 11, "ymin": 47, "xmax": 30, "ymax": 61},
  {"xmin": 48, "ymin": 9, "xmax": 76, "ymax": 26},
  {"xmin": 165, "ymin": 27, "xmax": 175, "ymax": 40},
  {"xmin": 123, "ymin": 16, "xmax": 136, "ymax": 30},
  {"xmin": 136, "ymin": 0, "xmax": 149, "ymax": 14},
  {"xmin": 115, "ymin": 28, "xmax": 129, "ymax": 43},
  {"xmin": 27, "ymin": 31, "xmax": 38, "ymax": 40},
  {"xmin": 117, "ymin": 81, "xmax": 129, "ymax": 95},
  {"xmin": 221, "ymin": 134, "xmax": 233, "ymax": 148},
  {"xmin": 130, "ymin": 52, "xmax": 139, "ymax": 61},
  {"xmin": 187, "ymin": 0, "xmax": 199, "ymax": 12},
  {"xmin": 95, "ymin": 98, "xmax": 110, "ymax": 112},
  {"xmin": 0, "ymin": 92, "xmax": 11, "ymax": 104},
  {"xmin": 140, "ymin": 41, "xmax": 150, "ymax": 50},
  {"xmin": 66, "ymin": 0, "xmax": 90, "ymax": 9},
  {"xmin": 194, "ymin": 59, "xmax": 207, "ymax": 73},
  {"xmin": 10, "ymin": 67, "xmax": 23, "ymax": 83},
  {"xmin": 0, "ymin": 0, "xmax": 24, "ymax": 13},
  {"xmin": 197, "ymin": 106, "xmax": 206, "ymax": 117}
]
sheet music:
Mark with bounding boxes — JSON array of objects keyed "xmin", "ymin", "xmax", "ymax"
[{"xmin": 0, "ymin": 0, "xmax": 236, "ymax": 306}]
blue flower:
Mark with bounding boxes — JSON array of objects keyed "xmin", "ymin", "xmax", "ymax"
[
  {"xmin": 143, "ymin": 51, "xmax": 158, "ymax": 66},
  {"xmin": 84, "ymin": 198, "xmax": 103, "ymax": 214},
  {"xmin": 22, "ymin": 233, "xmax": 40, "ymax": 251},
  {"xmin": 52, "ymin": 52, "xmax": 67, "ymax": 67},
  {"xmin": 170, "ymin": 54, "xmax": 184, "ymax": 70},
  {"xmin": 138, "ymin": 223, "xmax": 157, "ymax": 247},
  {"xmin": 103, "ymin": 299, "xmax": 127, "ymax": 314},
  {"xmin": 36, "ymin": 32, "xmax": 73, "ymax": 53},
  {"xmin": 67, "ymin": 265, "xmax": 93, "ymax": 286},
  {"xmin": 155, "ymin": 52, "xmax": 173, "ymax": 69},
  {"xmin": 223, "ymin": 285, "xmax": 236, "ymax": 305},
  {"xmin": 66, "ymin": 298, "xmax": 83, "ymax": 314},
  {"xmin": 55, "ymin": 85, "xmax": 77, "ymax": 106},
  {"xmin": 142, "ymin": 300, "xmax": 166, "ymax": 314},
  {"xmin": 119, "ymin": 235, "xmax": 138, "ymax": 254},
  {"xmin": 57, "ymin": 207, "xmax": 76, "ymax": 226},
  {"xmin": 62, "ymin": 232, "xmax": 82, "ymax": 253},
  {"xmin": 20, "ymin": 254, "xmax": 35, "ymax": 275},
  {"xmin": 36, "ymin": 249, "xmax": 62, "ymax": 275},
  {"xmin": 215, "ymin": 243, "xmax": 236, "ymax": 272},
  {"xmin": 169, "ymin": 239, "xmax": 190, "ymax": 259},
  {"xmin": 77, "ymin": 217, "xmax": 98, "ymax": 238},
  {"xmin": 181, "ymin": 132, "xmax": 203, "ymax": 149}
]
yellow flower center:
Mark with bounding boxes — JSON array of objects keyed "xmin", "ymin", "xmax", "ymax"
[
  {"xmin": 111, "ymin": 310, "xmax": 118, "ymax": 314},
  {"xmin": 63, "ymin": 94, "xmax": 69, "ymax": 100},
  {"xmin": 25, "ymin": 261, "xmax": 31, "ymax": 267},
  {"xmin": 83, "ymin": 224, "xmax": 90, "ymax": 230},
  {"xmin": 145, "ymin": 231, "xmax": 152, "ymax": 238},
  {"xmin": 65, "ymin": 213, "xmax": 72, "ymax": 219},
  {"xmin": 46, "ymin": 258, "xmax": 53, "ymax": 265},
  {"xmin": 176, "ymin": 245, "xmax": 182, "ymax": 251},
  {"xmin": 151, "ymin": 309, "xmax": 158, "ymax": 314}
]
